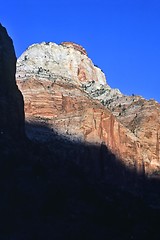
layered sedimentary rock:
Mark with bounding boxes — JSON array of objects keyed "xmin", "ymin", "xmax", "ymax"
[
  {"xmin": 0, "ymin": 28, "xmax": 159, "ymax": 239},
  {"xmin": 85, "ymin": 85, "xmax": 160, "ymax": 173},
  {"xmin": 0, "ymin": 24, "xmax": 24, "ymax": 142},
  {"xmin": 106, "ymin": 97, "xmax": 160, "ymax": 168},
  {"xmin": 16, "ymin": 41, "xmax": 160, "ymax": 173}
]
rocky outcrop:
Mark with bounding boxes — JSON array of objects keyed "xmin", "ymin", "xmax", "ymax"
[
  {"xmin": 0, "ymin": 23, "xmax": 25, "ymax": 142},
  {"xmin": 61, "ymin": 42, "xmax": 87, "ymax": 55},
  {"xmin": 86, "ymin": 85, "xmax": 160, "ymax": 173},
  {"xmin": 16, "ymin": 41, "xmax": 107, "ymax": 86},
  {"xmin": 16, "ymin": 41, "xmax": 160, "ymax": 174},
  {"xmin": 17, "ymin": 76, "xmax": 146, "ymax": 172},
  {"xmin": 104, "ymin": 96, "xmax": 160, "ymax": 172}
]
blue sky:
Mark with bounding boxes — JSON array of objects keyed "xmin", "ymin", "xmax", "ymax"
[{"xmin": 1, "ymin": 0, "xmax": 160, "ymax": 101}]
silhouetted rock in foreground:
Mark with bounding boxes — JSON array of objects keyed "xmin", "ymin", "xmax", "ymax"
[{"xmin": 0, "ymin": 23, "xmax": 25, "ymax": 145}]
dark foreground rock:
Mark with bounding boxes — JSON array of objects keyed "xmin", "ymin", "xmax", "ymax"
[{"xmin": 0, "ymin": 23, "xmax": 25, "ymax": 144}]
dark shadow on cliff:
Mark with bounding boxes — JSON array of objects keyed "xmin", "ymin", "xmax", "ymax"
[{"xmin": 0, "ymin": 121, "xmax": 160, "ymax": 240}]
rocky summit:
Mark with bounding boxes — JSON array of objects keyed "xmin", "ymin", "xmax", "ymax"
[
  {"xmin": 16, "ymin": 41, "xmax": 160, "ymax": 174},
  {"xmin": 16, "ymin": 42, "xmax": 160, "ymax": 173}
]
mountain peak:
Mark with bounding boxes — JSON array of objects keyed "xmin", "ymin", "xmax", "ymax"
[
  {"xmin": 16, "ymin": 40, "xmax": 160, "ymax": 174},
  {"xmin": 17, "ymin": 40, "xmax": 107, "ymax": 87}
]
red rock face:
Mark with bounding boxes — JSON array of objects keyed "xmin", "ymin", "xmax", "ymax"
[
  {"xmin": 125, "ymin": 100, "xmax": 160, "ymax": 171},
  {"xmin": 105, "ymin": 96, "xmax": 160, "ymax": 173},
  {"xmin": 17, "ymin": 77, "xmax": 147, "ymax": 174},
  {"xmin": 16, "ymin": 42, "xmax": 160, "ymax": 175}
]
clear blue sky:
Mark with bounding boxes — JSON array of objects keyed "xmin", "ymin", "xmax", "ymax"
[{"xmin": 1, "ymin": 0, "xmax": 160, "ymax": 102}]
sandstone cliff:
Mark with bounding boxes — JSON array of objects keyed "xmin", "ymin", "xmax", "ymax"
[
  {"xmin": 1, "ymin": 26, "xmax": 160, "ymax": 240},
  {"xmin": 104, "ymin": 96, "xmax": 160, "ymax": 171},
  {"xmin": 83, "ymin": 82, "xmax": 160, "ymax": 173},
  {"xmin": 90, "ymin": 97, "xmax": 160, "ymax": 174},
  {"xmin": 16, "ymin": 41, "xmax": 160, "ymax": 174},
  {"xmin": 0, "ymin": 23, "xmax": 24, "ymax": 144}
]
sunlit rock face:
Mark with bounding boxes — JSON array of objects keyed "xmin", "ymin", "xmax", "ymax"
[
  {"xmin": 16, "ymin": 41, "xmax": 160, "ymax": 174},
  {"xmin": 16, "ymin": 41, "xmax": 107, "ymax": 86},
  {"xmin": 103, "ymin": 96, "xmax": 160, "ymax": 172},
  {"xmin": 0, "ymin": 24, "xmax": 25, "ymax": 142},
  {"xmin": 61, "ymin": 41, "xmax": 88, "ymax": 55}
]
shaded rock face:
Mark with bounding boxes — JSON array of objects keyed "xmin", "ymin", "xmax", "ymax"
[
  {"xmin": 16, "ymin": 42, "xmax": 157, "ymax": 174},
  {"xmin": 0, "ymin": 24, "xmax": 24, "ymax": 141}
]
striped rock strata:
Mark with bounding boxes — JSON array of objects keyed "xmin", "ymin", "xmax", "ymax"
[{"xmin": 16, "ymin": 42, "xmax": 160, "ymax": 174}]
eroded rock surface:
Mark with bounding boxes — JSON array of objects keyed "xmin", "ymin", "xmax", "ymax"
[
  {"xmin": 99, "ymin": 95, "xmax": 160, "ymax": 173},
  {"xmin": 16, "ymin": 41, "xmax": 160, "ymax": 174}
]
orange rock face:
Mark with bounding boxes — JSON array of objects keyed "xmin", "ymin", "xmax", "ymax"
[
  {"xmin": 17, "ymin": 76, "xmax": 148, "ymax": 174},
  {"xmin": 104, "ymin": 96, "xmax": 160, "ymax": 173}
]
